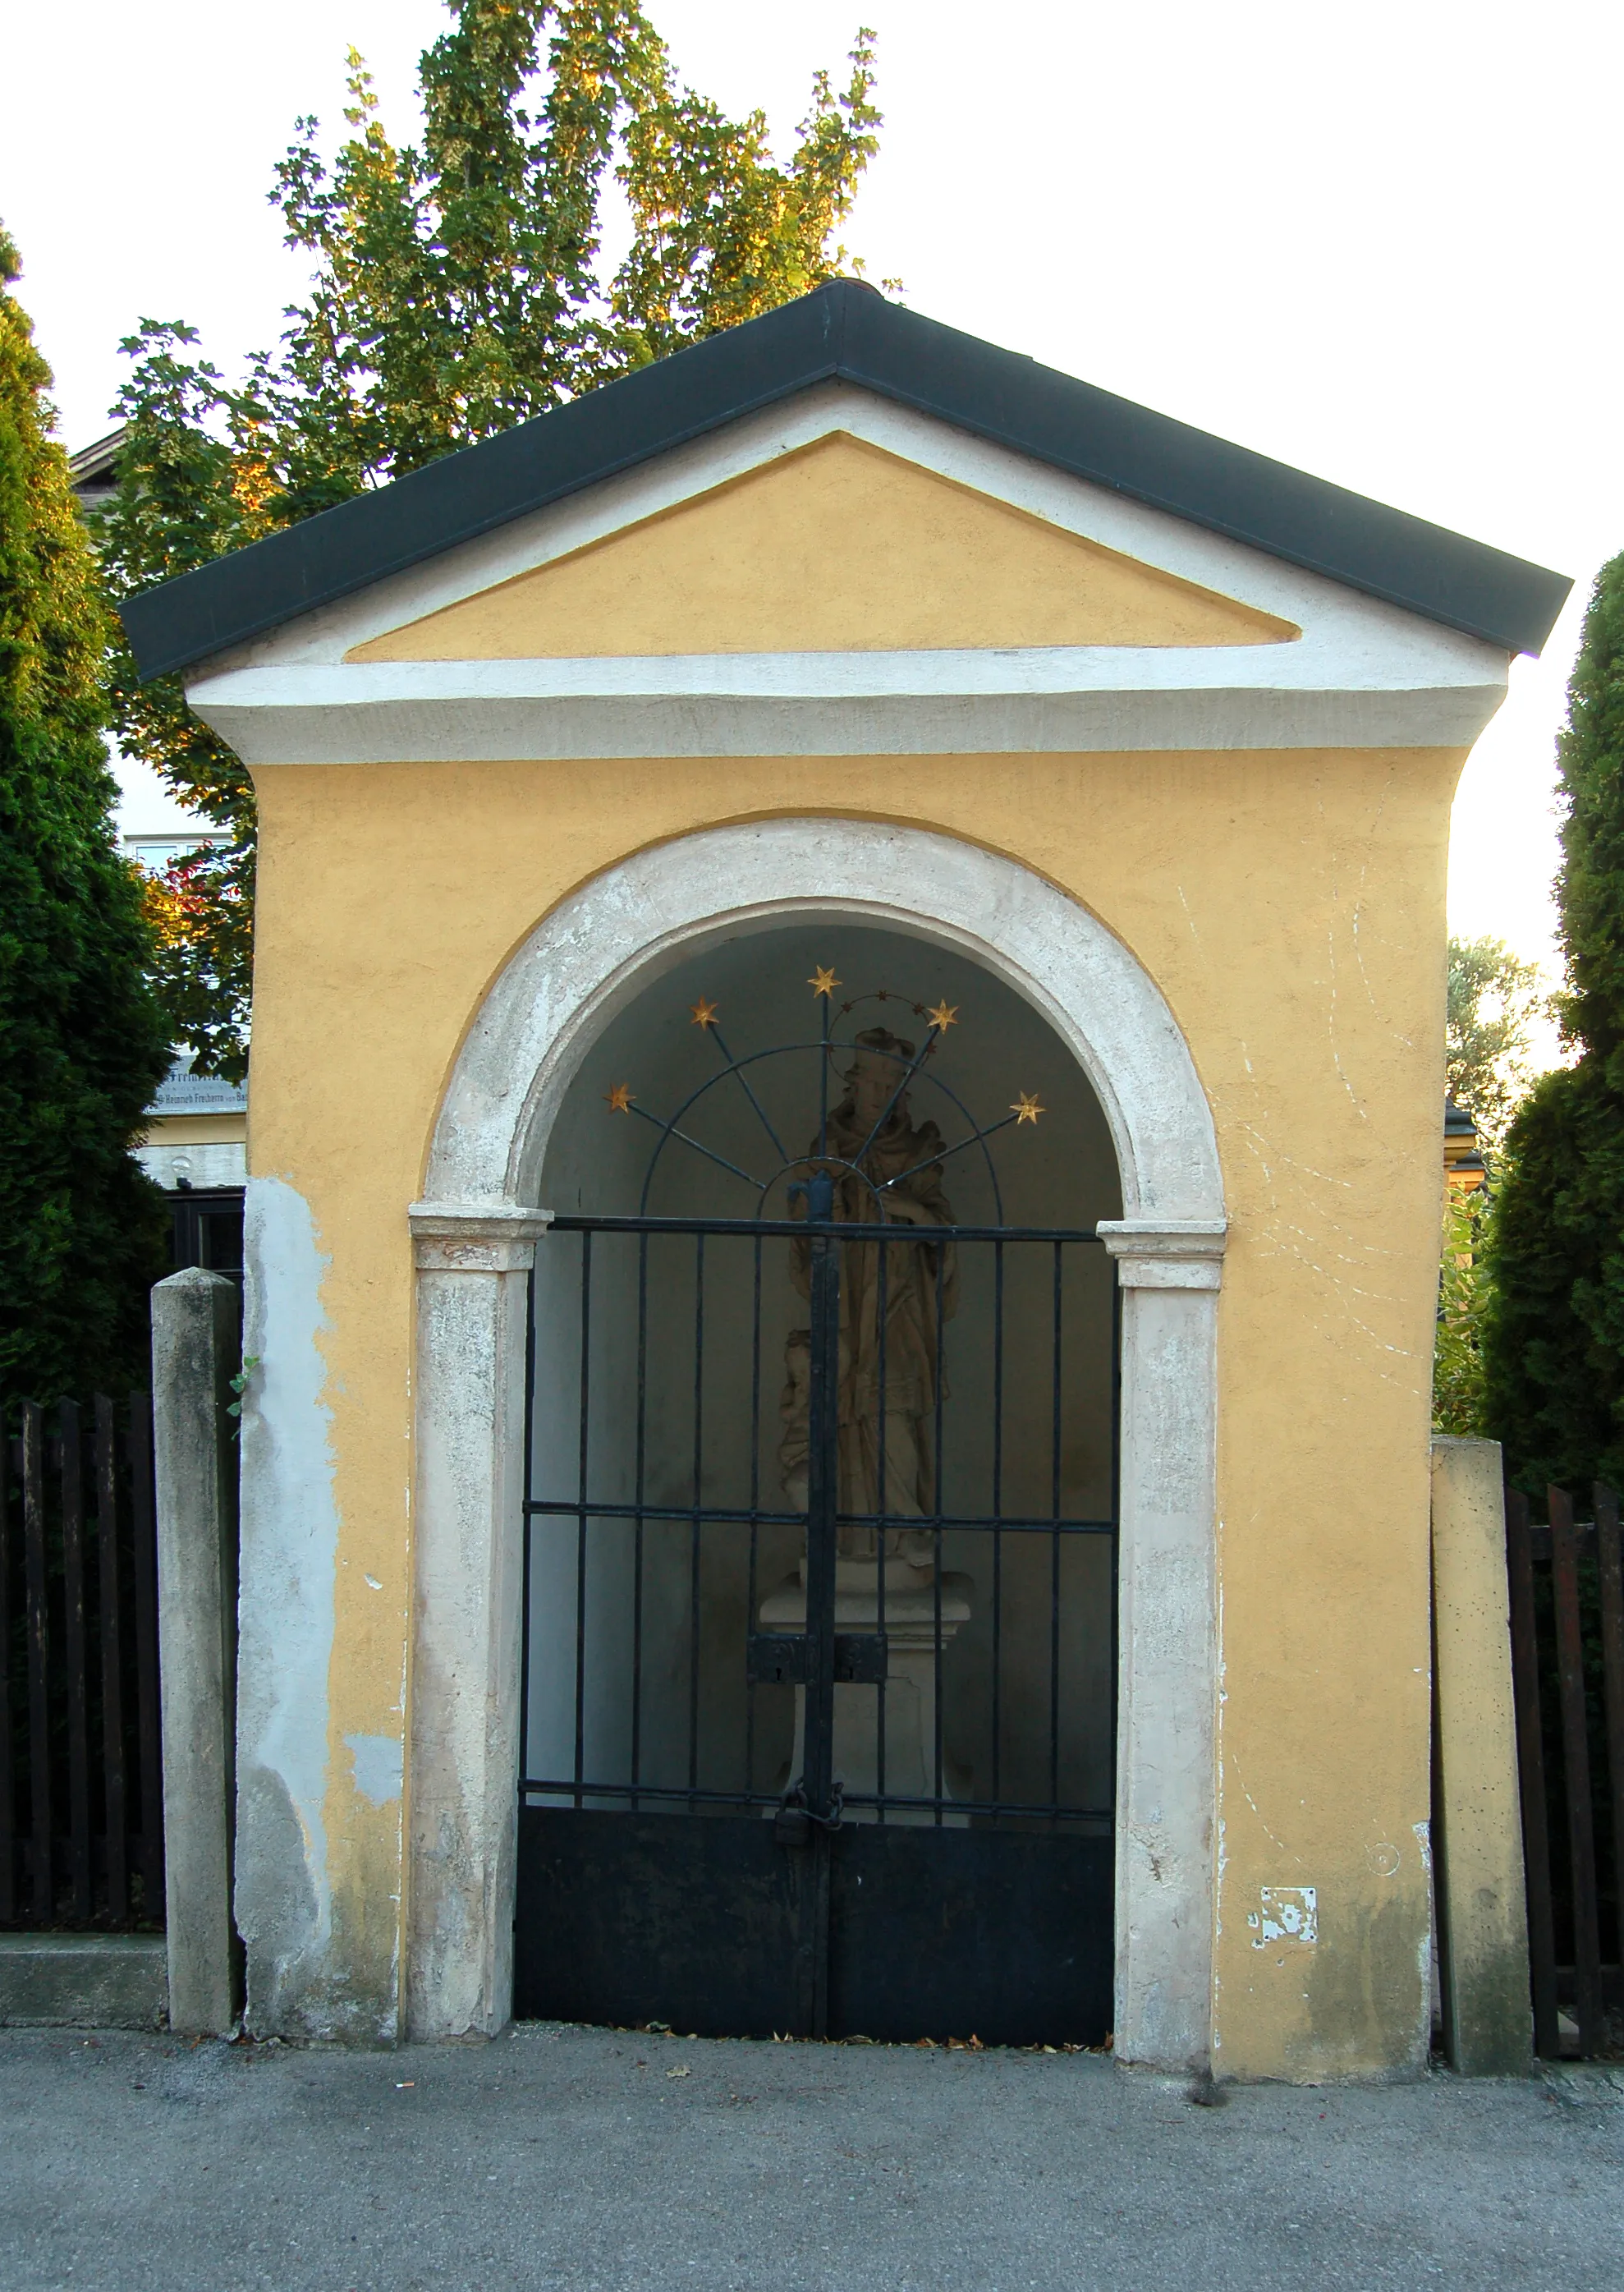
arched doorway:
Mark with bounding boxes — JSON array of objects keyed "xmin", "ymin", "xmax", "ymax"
[
  {"xmin": 406, "ymin": 821, "xmax": 1225, "ymax": 2065},
  {"xmin": 519, "ymin": 921, "xmax": 1122, "ymax": 2041}
]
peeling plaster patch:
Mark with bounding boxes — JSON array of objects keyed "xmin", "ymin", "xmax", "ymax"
[
  {"xmin": 346, "ymin": 1732, "xmax": 404, "ymax": 1807},
  {"xmin": 1412, "ymin": 1819, "xmax": 1432, "ymax": 1874},
  {"xmin": 236, "ymin": 1175, "xmax": 340, "ymax": 2028},
  {"xmin": 1250, "ymin": 1886, "xmax": 1319, "ymax": 1948},
  {"xmin": 364, "ymin": 1574, "xmax": 383, "ymax": 1591}
]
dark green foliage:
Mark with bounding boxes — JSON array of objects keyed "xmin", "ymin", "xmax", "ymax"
[
  {"xmin": 1484, "ymin": 553, "xmax": 1624, "ymax": 1490},
  {"xmin": 98, "ymin": 0, "xmax": 885, "ymax": 1077},
  {"xmin": 1482, "ymin": 1063, "xmax": 1624, "ymax": 1486},
  {"xmin": 0, "ymin": 227, "xmax": 171, "ymax": 1399}
]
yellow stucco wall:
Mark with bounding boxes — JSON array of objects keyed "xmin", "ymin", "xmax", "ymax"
[
  {"xmin": 248, "ymin": 737, "xmax": 1458, "ymax": 2078},
  {"xmin": 141, "ymin": 1113, "xmax": 248, "ymax": 1148},
  {"xmin": 346, "ymin": 434, "xmax": 1299, "ymax": 659}
]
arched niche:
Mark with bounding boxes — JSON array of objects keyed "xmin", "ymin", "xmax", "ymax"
[{"xmin": 407, "ymin": 820, "xmax": 1225, "ymax": 2069}]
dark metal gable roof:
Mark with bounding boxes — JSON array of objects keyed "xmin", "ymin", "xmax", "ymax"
[{"xmin": 120, "ymin": 280, "xmax": 1571, "ymax": 679}]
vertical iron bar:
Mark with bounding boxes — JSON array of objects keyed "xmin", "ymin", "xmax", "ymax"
[
  {"xmin": 745, "ymin": 1233, "xmax": 762, "ymax": 1797},
  {"xmin": 1550, "ymin": 1485, "xmax": 1603, "ymax": 2053},
  {"xmin": 573, "ymin": 1232, "xmax": 592, "ymax": 1805},
  {"xmin": 804, "ymin": 1194, "xmax": 841, "ymax": 2041},
  {"xmin": 689, "ymin": 1232, "xmax": 705, "ymax": 1801},
  {"xmin": 59, "ymin": 1403, "xmax": 92, "ymax": 1920},
  {"xmin": 876, "ymin": 1220, "xmax": 888, "ymax": 1818},
  {"xmin": 95, "ymin": 1397, "xmax": 127, "ymax": 1922},
  {"xmin": 1505, "ymin": 1485, "xmax": 1558, "ymax": 2056},
  {"xmin": 23, "ymin": 1404, "xmax": 53, "ymax": 1922},
  {"xmin": 0, "ymin": 1414, "xmax": 15, "ymax": 1922},
  {"xmin": 126, "ymin": 1393, "xmax": 163, "ymax": 1911},
  {"xmin": 631, "ymin": 1233, "xmax": 649, "ymax": 1803},
  {"xmin": 991, "ymin": 1238, "xmax": 1004, "ymax": 1817},
  {"xmin": 932, "ymin": 1233, "xmax": 946, "ymax": 1824},
  {"xmin": 1049, "ymin": 1241, "xmax": 1063, "ymax": 1817},
  {"xmin": 1595, "ymin": 1482, "xmax": 1624, "ymax": 1968},
  {"xmin": 518, "ymin": 1264, "xmax": 537, "ymax": 1802},
  {"xmin": 818, "ymin": 988, "xmax": 831, "ymax": 1162}
]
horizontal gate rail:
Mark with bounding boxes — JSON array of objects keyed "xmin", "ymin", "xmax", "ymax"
[
  {"xmin": 546, "ymin": 1214, "xmax": 1105, "ymax": 1242},
  {"xmin": 524, "ymin": 1500, "xmax": 1114, "ymax": 1535}
]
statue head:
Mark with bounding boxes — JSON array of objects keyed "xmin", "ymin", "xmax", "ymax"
[{"xmin": 843, "ymin": 1027, "xmax": 914, "ymax": 1128}]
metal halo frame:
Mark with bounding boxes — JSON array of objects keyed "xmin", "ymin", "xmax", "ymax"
[{"xmin": 604, "ymin": 976, "xmax": 1046, "ymax": 1220}]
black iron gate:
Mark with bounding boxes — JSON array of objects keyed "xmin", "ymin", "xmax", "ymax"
[
  {"xmin": 514, "ymin": 978, "xmax": 1118, "ymax": 2042},
  {"xmin": 513, "ymin": 1201, "xmax": 1117, "ymax": 2042}
]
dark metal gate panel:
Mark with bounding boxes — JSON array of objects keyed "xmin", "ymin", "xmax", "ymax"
[
  {"xmin": 827, "ymin": 1824, "xmax": 1112, "ymax": 2046},
  {"xmin": 514, "ymin": 1810, "xmax": 804, "ymax": 2036},
  {"xmin": 515, "ymin": 1209, "xmax": 1117, "ymax": 2042},
  {"xmin": 514, "ymin": 1809, "xmax": 1113, "ymax": 2046}
]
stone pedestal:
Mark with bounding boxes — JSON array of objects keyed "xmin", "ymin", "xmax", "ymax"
[{"xmin": 760, "ymin": 1560, "xmax": 973, "ymax": 1822}]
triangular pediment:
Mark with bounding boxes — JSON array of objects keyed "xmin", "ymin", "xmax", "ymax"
[{"xmin": 347, "ymin": 433, "xmax": 1299, "ymax": 661}]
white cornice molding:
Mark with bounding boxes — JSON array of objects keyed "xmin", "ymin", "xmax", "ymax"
[
  {"xmin": 1098, "ymin": 1218, "xmax": 1228, "ymax": 1290},
  {"xmin": 408, "ymin": 1200, "xmax": 553, "ymax": 1272},
  {"xmin": 188, "ymin": 653, "xmax": 1505, "ymax": 765},
  {"xmin": 184, "ymin": 386, "xmax": 1510, "ymax": 765}
]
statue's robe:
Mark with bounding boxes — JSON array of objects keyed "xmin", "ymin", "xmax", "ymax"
[{"xmin": 781, "ymin": 1096, "xmax": 960, "ymax": 1559}]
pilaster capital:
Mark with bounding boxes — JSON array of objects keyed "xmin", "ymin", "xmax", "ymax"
[
  {"xmin": 408, "ymin": 1200, "xmax": 553, "ymax": 1274},
  {"xmin": 1097, "ymin": 1218, "xmax": 1227, "ymax": 1290}
]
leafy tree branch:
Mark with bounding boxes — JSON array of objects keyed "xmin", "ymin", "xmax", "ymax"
[{"xmin": 98, "ymin": 1, "xmax": 886, "ymax": 1077}]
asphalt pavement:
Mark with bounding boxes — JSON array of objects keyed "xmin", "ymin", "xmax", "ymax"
[{"xmin": 3, "ymin": 2022, "xmax": 1622, "ymax": 2291}]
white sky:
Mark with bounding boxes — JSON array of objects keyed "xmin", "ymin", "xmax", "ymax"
[{"xmin": 8, "ymin": 0, "xmax": 1622, "ymax": 1002}]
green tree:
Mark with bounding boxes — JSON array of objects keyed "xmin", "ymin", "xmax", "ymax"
[
  {"xmin": 0, "ymin": 227, "xmax": 171, "ymax": 1399},
  {"xmin": 1433, "ymin": 1184, "xmax": 1489, "ymax": 1436},
  {"xmin": 1446, "ymin": 933, "xmax": 1547, "ymax": 1151},
  {"xmin": 1484, "ymin": 553, "xmax": 1624, "ymax": 1490},
  {"xmin": 98, "ymin": 0, "xmax": 885, "ymax": 1077}
]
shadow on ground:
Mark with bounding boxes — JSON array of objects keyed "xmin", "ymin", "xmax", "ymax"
[{"xmin": 3, "ymin": 2023, "xmax": 1623, "ymax": 2291}]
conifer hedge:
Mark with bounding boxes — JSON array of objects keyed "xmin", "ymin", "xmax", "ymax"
[
  {"xmin": 0, "ymin": 227, "xmax": 171, "ymax": 1399},
  {"xmin": 1484, "ymin": 554, "xmax": 1624, "ymax": 1489}
]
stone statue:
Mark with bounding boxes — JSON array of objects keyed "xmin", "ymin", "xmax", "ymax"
[{"xmin": 779, "ymin": 1027, "xmax": 960, "ymax": 1569}]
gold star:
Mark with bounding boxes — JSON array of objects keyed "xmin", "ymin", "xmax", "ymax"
[
  {"xmin": 1010, "ymin": 1091, "xmax": 1045, "ymax": 1126},
  {"xmin": 925, "ymin": 999, "xmax": 959, "ymax": 1032},
  {"xmin": 808, "ymin": 965, "xmax": 840, "ymax": 999},
  {"xmin": 605, "ymin": 1082, "xmax": 635, "ymax": 1114},
  {"xmin": 689, "ymin": 995, "xmax": 719, "ymax": 1029}
]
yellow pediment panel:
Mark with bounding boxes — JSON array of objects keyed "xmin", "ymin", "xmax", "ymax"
[{"xmin": 349, "ymin": 433, "xmax": 1299, "ymax": 661}]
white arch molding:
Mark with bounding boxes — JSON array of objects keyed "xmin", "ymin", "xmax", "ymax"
[{"xmin": 406, "ymin": 820, "xmax": 1227, "ymax": 2068}]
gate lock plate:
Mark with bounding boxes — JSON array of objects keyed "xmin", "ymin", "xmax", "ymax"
[{"xmin": 747, "ymin": 1633, "xmax": 888, "ymax": 1686}]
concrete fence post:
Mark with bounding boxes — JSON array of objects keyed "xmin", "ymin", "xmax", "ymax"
[
  {"xmin": 1430, "ymin": 1435, "xmax": 1531, "ymax": 2074},
  {"xmin": 151, "ymin": 1266, "xmax": 241, "ymax": 2037}
]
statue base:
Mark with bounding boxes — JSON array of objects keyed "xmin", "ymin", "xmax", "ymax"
[{"xmin": 759, "ymin": 1561, "xmax": 974, "ymax": 1825}]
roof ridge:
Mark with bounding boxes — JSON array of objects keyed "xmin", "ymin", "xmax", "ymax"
[{"xmin": 120, "ymin": 282, "xmax": 1570, "ymax": 678}]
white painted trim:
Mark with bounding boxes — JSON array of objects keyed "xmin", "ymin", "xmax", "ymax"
[
  {"xmin": 185, "ymin": 384, "xmax": 1509, "ymax": 765},
  {"xmin": 407, "ymin": 819, "xmax": 1224, "ymax": 2066},
  {"xmin": 186, "ymin": 654, "xmax": 1504, "ymax": 765},
  {"xmin": 408, "ymin": 1201, "xmax": 552, "ymax": 1272},
  {"xmin": 209, "ymin": 387, "xmax": 1498, "ymax": 676},
  {"xmin": 1099, "ymin": 1218, "xmax": 1228, "ymax": 1291},
  {"xmin": 429, "ymin": 820, "xmax": 1220, "ymax": 1223}
]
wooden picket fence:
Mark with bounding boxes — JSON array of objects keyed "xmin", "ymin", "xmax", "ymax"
[
  {"xmin": 0, "ymin": 1396, "xmax": 163, "ymax": 1928},
  {"xmin": 1505, "ymin": 1481, "xmax": 1624, "ymax": 2057}
]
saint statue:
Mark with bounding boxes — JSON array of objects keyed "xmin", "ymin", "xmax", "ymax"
[{"xmin": 779, "ymin": 1027, "xmax": 959, "ymax": 1569}]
